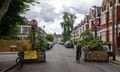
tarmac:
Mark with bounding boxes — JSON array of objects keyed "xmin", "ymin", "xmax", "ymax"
[
  {"xmin": 0, "ymin": 52, "xmax": 120, "ymax": 72},
  {"xmin": 0, "ymin": 52, "xmax": 18, "ymax": 72}
]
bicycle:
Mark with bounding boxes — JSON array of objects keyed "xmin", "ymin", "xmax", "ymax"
[{"xmin": 16, "ymin": 51, "xmax": 24, "ymax": 68}]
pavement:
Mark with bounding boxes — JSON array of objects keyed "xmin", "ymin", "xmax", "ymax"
[
  {"xmin": 111, "ymin": 60, "xmax": 120, "ymax": 66},
  {"xmin": 108, "ymin": 56, "xmax": 120, "ymax": 66},
  {"xmin": 0, "ymin": 52, "xmax": 18, "ymax": 72}
]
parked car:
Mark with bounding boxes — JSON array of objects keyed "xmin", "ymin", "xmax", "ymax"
[
  {"xmin": 64, "ymin": 41, "xmax": 74, "ymax": 48},
  {"xmin": 46, "ymin": 42, "xmax": 55, "ymax": 50},
  {"xmin": 58, "ymin": 42, "xmax": 64, "ymax": 45}
]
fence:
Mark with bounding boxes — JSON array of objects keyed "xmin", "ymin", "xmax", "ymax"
[{"xmin": 0, "ymin": 40, "xmax": 31, "ymax": 52}]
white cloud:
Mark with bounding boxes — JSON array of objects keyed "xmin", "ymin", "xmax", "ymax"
[{"xmin": 24, "ymin": 0, "xmax": 103, "ymax": 34}]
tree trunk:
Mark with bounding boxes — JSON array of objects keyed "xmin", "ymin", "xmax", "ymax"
[{"xmin": 0, "ymin": 0, "xmax": 11, "ymax": 24}]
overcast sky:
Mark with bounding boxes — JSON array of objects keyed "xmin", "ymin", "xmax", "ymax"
[{"xmin": 24, "ymin": 0, "xmax": 103, "ymax": 34}]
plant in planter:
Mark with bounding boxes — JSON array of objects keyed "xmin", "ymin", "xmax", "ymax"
[
  {"xmin": 77, "ymin": 30, "xmax": 103, "ymax": 51},
  {"xmin": 87, "ymin": 38, "xmax": 103, "ymax": 51},
  {"xmin": 77, "ymin": 30, "xmax": 93, "ymax": 47},
  {"xmin": 27, "ymin": 27, "xmax": 47, "ymax": 62},
  {"xmin": 35, "ymin": 27, "xmax": 47, "ymax": 62},
  {"xmin": 77, "ymin": 30, "xmax": 108, "ymax": 62}
]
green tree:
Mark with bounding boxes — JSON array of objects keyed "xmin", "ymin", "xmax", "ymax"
[
  {"xmin": 60, "ymin": 12, "xmax": 76, "ymax": 42},
  {"xmin": 0, "ymin": 0, "xmax": 38, "ymax": 39},
  {"xmin": 46, "ymin": 34, "xmax": 54, "ymax": 41},
  {"xmin": 0, "ymin": 0, "xmax": 11, "ymax": 24}
]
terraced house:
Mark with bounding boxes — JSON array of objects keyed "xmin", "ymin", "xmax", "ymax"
[
  {"xmin": 100, "ymin": 0, "xmax": 120, "ymax": 56},
  {"xmin": 72, "ymin": 0, "xmax": 120, "ymax": 59}
]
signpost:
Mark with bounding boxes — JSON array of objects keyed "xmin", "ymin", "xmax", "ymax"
[
  {"xmin": 93, "ymin": 18, "xmax": 100, "ymax": 38},
  {"xmin": 29, "ymin": 19, "xmax": 38, "ymax": 50},
  {"xmin": 24, "ymin": 19, "xmax": 46, "ymax": 62}
]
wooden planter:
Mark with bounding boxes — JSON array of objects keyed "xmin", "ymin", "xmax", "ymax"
[
  {"xmin": 85, "ymin": 51, "xmax": 109, "ymax": 62},
  {"xmin": 37, "ymin": 50, "xmax": 46, "ymax": 62}
]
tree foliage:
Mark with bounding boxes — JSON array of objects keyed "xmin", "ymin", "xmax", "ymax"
[
  {"xmin": 60, "ymin": 12, "xmax": 76, "ymax": 42},
  {"xmin": 77, "ymin": 30, "xmax": 103, "ymax": 51},
  {"xmin": 0, "ymin": 0, "xmax": 38, "ymax": 39},
  {"xmin": 0, "ymin": 0, "xmax": 11, "ymax": 24},
  {"xmin": 28, "ymin": 27, "xmax": 46, "ymax": 50},
  {"xmin": 46, "ymin": 34, "xmax": 54, "ymax": 41},
  {"xmin": 80, "ymin": 30, "xmax": 93, "ymax": 41}
]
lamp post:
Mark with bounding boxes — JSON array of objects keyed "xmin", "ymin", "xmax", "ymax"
[{"xmin": 32, "ymin": 26, "xmax": 35, "ymax": 50}]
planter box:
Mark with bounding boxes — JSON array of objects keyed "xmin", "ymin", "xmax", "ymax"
[
  {"xmin": 37, "ymin": 50, "xmax": 46, "ymax": 62},
  {"xmin": 22, "ymin": 50, "xmax": 46, "ymax": 63},
  {"xmin": 85, "ymin": 51, "xmax": 109, "ymax": 62}
]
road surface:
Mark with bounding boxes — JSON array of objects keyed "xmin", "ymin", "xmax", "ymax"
[{"xmin": 9, "ymin": 44, "xmax": 120, "ymax": 72}]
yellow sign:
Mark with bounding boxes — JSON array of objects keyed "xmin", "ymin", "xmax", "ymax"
[{"xmin": 24, "ymin": 50, "xmax": 37, "ymax": 60}]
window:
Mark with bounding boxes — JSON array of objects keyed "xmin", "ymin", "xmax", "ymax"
[
  {"xmin": 89, "ymin": 20, "xmax": 92, "ymax": 29},
  {"xmin": 101, "ymin": 13, "xmax": 106, "ymax": 24},
  {"xmin": 21, "ymin": 27, "xmax": 27, "ymax": 34},
  {"xmin": 101, "ymin": 31, "xmax": 106, "ymax": 42},
  {"xmin": 109, "ymin": 8, "xmax": 112, "ymax": 21},
  {"xmin": 109, "ymin": 30, "xmax": 112, "ymax": 42}
]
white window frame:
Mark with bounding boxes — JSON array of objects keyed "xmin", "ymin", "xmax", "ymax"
[
  {"xmin": 89, "ymin": 20, "xmax": 92, "ymax": 29},
  {"xmin": 101, "ymin": 31, "xmax": 106, "ymax": 42},
  {"xmin": 109, "ymin": 30, "xmax": 112, "ymax": 42},
  {"xmin": 101, "ymin": 12, "xmax": 106, "ymax": 25},
  {"xmin": 109, "ymin": 7, "xmax": 112, "ymax": 22}
]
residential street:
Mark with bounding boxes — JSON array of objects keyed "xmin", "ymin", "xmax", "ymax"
[{"xmin": 8, "ymin": 44, "xmax": 120, "ymax": 72}]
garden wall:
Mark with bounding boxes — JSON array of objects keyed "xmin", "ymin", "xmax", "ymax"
[{"xmin": 0, "ymin": 40, "xmax": 31, "ymax": 52}]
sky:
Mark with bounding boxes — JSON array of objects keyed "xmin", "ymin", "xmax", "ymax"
[{"xmin": 24, "ymin": 0, "xmax": 103, "ymax": 34}]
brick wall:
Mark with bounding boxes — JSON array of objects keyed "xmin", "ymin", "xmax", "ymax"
[{"xmin": 117, "ymin": 6, "xmax": 120, "ymax": 22}]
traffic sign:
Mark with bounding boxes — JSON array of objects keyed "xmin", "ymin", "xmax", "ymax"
[
  {"xmin": 93, "ymin": 18, "xmax": 99, "ymax": 26},
  {"xmin": 29, "ymin": 19, "xmax": 38, "ymax": 27}
]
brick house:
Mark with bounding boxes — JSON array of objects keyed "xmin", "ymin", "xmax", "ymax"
[
  {"xmin": 71, "ymin": 24, "xmax": 81, "ymax": 41},
  {"xmin": 100, "ymin": 0, "xmax": 120, "ymax": 56},
  {"xmin": 17, "ymin": 25, "xmax": 31, "ymax": 40},
  {"xmin": 71, "ymin": 19, "xmax": 86, "ymax": 41},
  {"xmin": 72, "ymin": 0, "xmax": 120, "ymax": 57},
  {"xmin": 87, "ymin": 6, "xmax": 101, "ymax": 38},
  {"xmin": 84, "ymin": 15, "xmax": 89, "ymax": 31}
]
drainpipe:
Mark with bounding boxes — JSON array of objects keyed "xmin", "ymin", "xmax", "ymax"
[{"xmin": 112, "ymin": 0, "xmax": 116, "ymax": 61}]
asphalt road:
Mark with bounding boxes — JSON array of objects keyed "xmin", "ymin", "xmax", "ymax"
[
  {"xmin": 0, "ymin": 53, "xmax": 17, "ymax": 71},
  {"xmin": 10, "ymin": 44, "xmax": 120, "ymax": 72}
]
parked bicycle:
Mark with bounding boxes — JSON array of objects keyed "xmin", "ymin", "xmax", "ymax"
[{"xmin": 16, "ymin": 51, "xmax": 24, "ymax": 67}]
